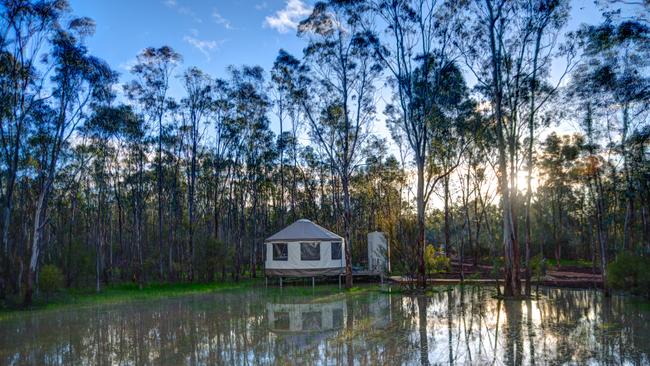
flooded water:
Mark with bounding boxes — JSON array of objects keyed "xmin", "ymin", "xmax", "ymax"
[{"xmin": 1, "ymin": 285, "xmax": 648, "ymax": 365}]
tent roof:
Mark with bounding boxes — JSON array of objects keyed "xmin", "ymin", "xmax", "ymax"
[{"xmin": 265, "ymin": 219, "xmax": 343, "ymax": 242}]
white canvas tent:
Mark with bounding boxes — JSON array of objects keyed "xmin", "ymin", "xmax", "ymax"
[{"xmin": 265, "ymin": 219, "xmax": 345, "ymax": 277}]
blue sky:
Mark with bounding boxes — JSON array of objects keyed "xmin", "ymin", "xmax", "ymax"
[
  {"xmin": 68, "ymin": 0, "xmax": 615, "ymax": 141},
  {"xmin": 70, "ymin": 0, "xmax": 310, "ymax": 97}
]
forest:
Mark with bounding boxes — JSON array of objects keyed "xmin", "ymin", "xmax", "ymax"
[{"xmin": 0, "ymin": 0, "xmax": 648, "ymax": 307}]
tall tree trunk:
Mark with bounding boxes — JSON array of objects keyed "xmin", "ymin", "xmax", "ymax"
[
  {"xmin": 444, "ymin": 175, "xmax": 451, "ymax": 258},
  {"xmin": 342, "ymin": 173, "xmax": 353, "ymax": 289},
  {"xmin": 157, "ymin": 116, "xmax": 164, "ymax": 283},
  {"xmin": 189, "ymin": 126, "xmax": 197, "ymax": 282},
  {"xmin": 416, "ymin": 157, "xmax": 426, "ymax": 288},
  {"xmin": 487, "ymin": 0, "xmax": 520, "ymax": 297},
  {"xmin": 251, "ymin": 190, "xmax": 258, "ymax": 279},
  {"xmin": 621, "ymin": 103, "xmax": 634, "ymax": 251},
  {"xmin": 524, "ymin": 26, "xmax": 543, "ymax": 297},
  {"xmin": 24, "ymin": 189, "xmax": 48, "ymax": 306}
]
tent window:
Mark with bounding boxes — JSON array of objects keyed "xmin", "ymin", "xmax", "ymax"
[
  {"xmin": 273, "ymin": 311, "xmax": 290, "ymax": 330},
  {"xmin": 331, "ymin": 242, "xmax": 342, "ymax": 260},
  {"xmin": 301, "ymin": 242, "xmax": 320, "ymax": 261},
  {"xmin": 302, "ymin": 311, "xmax": 322, "ymax": 330},
  {"xmin": 332, "ymin": 308, "xmax": 344, "ymax": 328},
  {"xmin": 272, "ymin": 243, "xmax": 288, "ymax": 261}
]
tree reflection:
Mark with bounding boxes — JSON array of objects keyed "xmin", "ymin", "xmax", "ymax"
[
  {"xmin": 417, "ymin": 295, "xmax": 430, "ymax": 366},
  {"xmin": 504, "ymin": 299, "xmax": 523, "ymax": 365},
  {"xmin": 0, "ymin": 287, "xmax": 648, "ymax": 365}
]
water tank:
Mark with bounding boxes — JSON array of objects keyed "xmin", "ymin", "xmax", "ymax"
[{"xmin": 367, "ymin": 231, "xmax": 390, "ymax": 273}]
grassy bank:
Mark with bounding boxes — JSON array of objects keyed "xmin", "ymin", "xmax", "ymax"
[
  {"xmin": 0, "ymin": 279, "xmax": 263, "ymax": 320},
  {"xmin": 0, "ymin": 279, "xmax": 389, "ymax": 320}
]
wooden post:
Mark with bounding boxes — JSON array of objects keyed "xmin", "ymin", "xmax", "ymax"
[
  {"xmin": 338, "ymin": 275, "xmax": 341, "ymax": 289},
  {"xmin": 312, "ymin": 276, "xmax": 315, "ymax": 289},
  {"xmin": 280, "ymin": 277, "xmax": 283, "ymax": 288},
  {"xmin": 265, "ymin": 276, "xmax": 268, "ymax": 288}
]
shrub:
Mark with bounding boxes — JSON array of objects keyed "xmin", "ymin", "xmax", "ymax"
[
  {"xmin": 607, "ymin": 252, "xmax": 650, "ymax": 298},
  {"xmin": 425, "ymin": 245, "xmax": 450, "ymax": 276},
  {"xmin": 490, "ymin": 256, "xmax": 504, "ymax": 279},
  {"xmin": 39, "ymin": 264, "xmax": 64, "ymax": 303},
  {"xmin": 530, "ymin": 254, "xmax": 547, "ymax": 281}
]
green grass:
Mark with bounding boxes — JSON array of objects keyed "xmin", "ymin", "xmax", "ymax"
[
  {"xmin": 558, "ymin": 258, "xmax": 594, "ymax": 268},
  {"xmin": 0, "ymin": 279, "xmax": 262, "ymax": 320},
  {"xmin": 0, "ymin": 279, "xmax": 389, "ymax": 320}
]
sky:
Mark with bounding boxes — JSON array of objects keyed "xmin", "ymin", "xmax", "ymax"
[
  {"xmin": 69, "ymin": 0, "xmax": 311, "ymax": 99},
  {"xmin": 67, "ymin": 0, "xmax": 612, "ymax": 148},
  {"xmin": 64, "ymin": 0, "xmax": 642, "ymax": 209}
]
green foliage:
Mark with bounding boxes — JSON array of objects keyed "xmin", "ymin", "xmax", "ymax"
[
  {"xmin": 530, "ymin": 254, "xmax": 547, "ymax": 280},
  {"xmin": 196, "ymin": 238, "xmax": 231, "ymax": 281},
  {"xmin": 424, "ymin": 245, "xmax": 450, "ymax": 276},
  {"xmin": 490, "ymin": 257, "xmax": 504, "ymax": 279},
  {"xmin": 559, "ymin": 258, "xmax": 592, "ymax": 268},
  {"xmin": 64, "ymin": 238, "xmax": 94, "ymax": 287},
  {"xmin": 607, "ymin": 252, "xmax": 650, "ymax": 298},
  {"xmin": 39, "ymin": 265, "xmax": 64, "ymax": 302}
]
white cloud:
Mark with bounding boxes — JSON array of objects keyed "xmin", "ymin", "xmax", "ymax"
[
  {"xmin": 212, "ymin": 10, "xmax": 233, "ymax": 30},
  {"xmin": 163, "ymin": 0, "xmax": 202, "ymax": 23},
  {"xmin": 178, "ymin": 6, "xmax": 202, "ymax": 23},
  {"xmin": 264, "ymin": 0, "xmax": 311, "ymax": 34},
  {"xmin": 183, "ymin": 35, "xmax": 224, "ymax": 60},
  {"xmin": 119, "ymin": 57, "xmax": 138, "ymax": 71}
]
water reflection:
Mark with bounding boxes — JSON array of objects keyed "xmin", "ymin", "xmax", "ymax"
[
  {"xmin": 0, "ymin": 287, "xmax": 648, "ymax": 365},
  {"xmin": 268, "ymin": 301, "xmax": 346, "ymax": 333}
]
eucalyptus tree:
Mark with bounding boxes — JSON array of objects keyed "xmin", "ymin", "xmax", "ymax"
[
  {"xmin": 457, "ymin": 0, "xmax": 571, "ymax": 297},
  {"xmin": 271, "ymin": 56, "xmax": 290, "ymax": 225},
  {"xmin": 80, "ymin": 104, "xmax": 140, "ymax": 289},
  {"xmin": 0, "ymin": 0, "xmax": 71, "ymax": 297},
  {"xmin": 124, "ymin": 46, "xmax": 182, "ymax": 282},
  {"xmin": 226, "ymin": 65, "xmax": 273, "ymax": 279},
  {"xmin": 575, "ymin": 19, "xmax": 649, "ymax": 252},
  {"xmin": 567, "ymin": 17, "xmax": 650, "ymax": 294},
  {"xmin": 180, "ymin": 67, "xmax": 212, "ymax": 281},
  {"xmin": 121, "ymin": 106, "xmax": 148, "ymax": 287},
  {"xmin": 291, "ymin": 0, "xmax": 383, "ymax": 288},
  {"xmin": 82, "ymin": 107, "xmax": 118, "ymax": 290},
  {"xmin": 25, "ymin": 19, "xmax": 117, "ymax": 305},
  {"xmin": 457, "ymin": 0, "xmax": 521, "ymax": 296},
  {"xmin": 372, "ymin": 0, "xmax": 468, "ymax": 286},
  {"xmin": 538, "ymin": 133, "xmax": 582, "ymax": 266},
  {"xmin": 209, "ymin": 78, "xmax": 237, "ymax": 245},
  {"xmin": 521, "ymin": 0, "xmax": 572, "ymax": 295}
]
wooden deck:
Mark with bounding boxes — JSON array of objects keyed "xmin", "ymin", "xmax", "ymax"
[{"xmin": 389, "ymin": 276, "xmax": 603, "ymax": 288}]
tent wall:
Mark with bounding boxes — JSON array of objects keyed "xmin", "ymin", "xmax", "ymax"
[
  {"xmin": 267, "ymin": 301, "xmax": 347, "ymax": 332},
  {"xmin": 265, "ymin": 240, "xmax": 345, "ymax": 277}
]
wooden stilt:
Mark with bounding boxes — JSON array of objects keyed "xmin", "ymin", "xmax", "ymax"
[
  {"xmin": 280, "ymin": 277, "xmax": 283, "ymax": 288},
  {"xmin": 312, "ymin": 276, "xmax": 315, "ymax": 289}
]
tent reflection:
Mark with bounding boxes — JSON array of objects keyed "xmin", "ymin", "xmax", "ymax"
[{"xmin": 267, "ymin": 300, "xmax": 346, "ymax": 333}]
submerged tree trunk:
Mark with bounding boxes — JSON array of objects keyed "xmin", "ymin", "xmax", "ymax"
[
  {"xmin": 487, "ymin": 0, "xmax": 520, "ymax": 297},
  {"xmin": 524, "ymin": 26, "xmax": 543, "ymax": 297}
]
